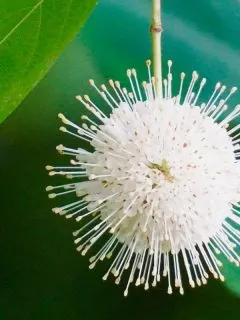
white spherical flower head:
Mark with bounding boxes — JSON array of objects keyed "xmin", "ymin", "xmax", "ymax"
[{"xmin": 47, "ymin": 61, "xmax": 240, "ymax": 296}]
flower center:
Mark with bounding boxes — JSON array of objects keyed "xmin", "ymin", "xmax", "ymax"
[{"xmin": 148, "ymin": 159, "xmax": 175, "ymax": 182}]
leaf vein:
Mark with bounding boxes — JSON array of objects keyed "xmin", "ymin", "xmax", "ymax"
[
  {"xmin": 0, "ymin": 0, "xmax": 44, "ymax": 46},
  {"xmin": 22, "ymin": 2, "xmax": 43, "ymax": 76},
  {"xmin": 54, "ymin": 0, "xmax": 73, "ymax": 46}
]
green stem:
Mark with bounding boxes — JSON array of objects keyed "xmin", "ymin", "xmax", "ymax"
[{"xmin": 151, "ymin": 0, "xmax": 163, "ymax": 97}]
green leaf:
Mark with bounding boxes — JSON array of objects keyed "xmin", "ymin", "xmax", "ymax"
[{"xmin": 0, "ymin": 0, "xmax": 96, "ymax": 123}]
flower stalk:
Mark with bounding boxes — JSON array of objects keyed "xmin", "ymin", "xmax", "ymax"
[{"xmin": 151, "ymin": 0, "xmax": 163, "ymax": 97}]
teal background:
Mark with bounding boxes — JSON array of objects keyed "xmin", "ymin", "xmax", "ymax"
[{"xmin": 1, "ymin": 0, "xmax": 240, "ymax": 319}]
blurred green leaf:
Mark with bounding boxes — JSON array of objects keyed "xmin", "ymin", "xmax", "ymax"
[{"xmin": 0, "ymin": 0, "xmax": 96, "ymax": 123}]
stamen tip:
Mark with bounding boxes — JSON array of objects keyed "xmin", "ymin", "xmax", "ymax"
[
  {"xmin": 127, "ymin": 69, "xmax": 132, "ymax": 77},
  {"xmin": 48, "ymin": 193, "xmax": 56, "ymax": 199},
  {"xmin": 89, "ymin": 79, "xmax": 95, "ymax": 86},
  {"xmin": 56, "ymin": 144, "xmax": 64, "ymax": 151},
  {"xmin": 59, "ymin": 126, "xmax": 67, "ymax": 132},
  {"xmin": 235, "ymin": 104, "xmax": 240, "ymax": 112},
  {"xmin": 131, "ymin": 68, "xmax": 137, "ymax": 76},
  {"xmin": 146, "ymin": 59, "xmax": 151, "ymax": 66},
  {"xmin": 76, "ymin": 216, "xmax": 82, "ymax": 222},
  {"xmin": 181, "ymin": 72, "xmax": 186, "ymax": 79},
  {"xmin": 135, "ymin": 278, "xmax": 140, "ymax": 286},
  {"xmin": 58, "ymin": 113, "xmax": 65, "ymax": 120},
  {"xmin": 109, "ymin": 79, "xmax": 114, "ymax": 87},
  {"xmin": 193, "ymin": 71, "xmax": 198, "ymax": 80},
  {"xmin": 76, "ymin": 95, "xmax": 82, "ymax": 101},
  {"xmin": 82, "ymin": 123, "xmax": 88, "ymax": 130},
  {"xmin": 52, "ymin": 207, "xmax": 61, "ymax": 214},
  {"xmin": 167, "ymin": 287, "xmax": 173, "ymax": 294},
  {"xmin": 90, "ymin": 125, "xmax": 97, "ymax": 131},
  {"xmin": 220, "ymin": 275, "xmax": 225, "ymax": 282},
  {"xmin": 102, "ymin": 274, "xmax": 108, "ymax": 281},
  {"xmin": 142, "ymin": 81, "xmax": 147, "ymax": 88},
  {"xmin": 89, "ymin": 263, "xmax": 96, "ymax": 269}
]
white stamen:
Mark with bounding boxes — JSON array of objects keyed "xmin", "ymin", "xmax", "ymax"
[{"xmin": 47, "ymin": 61, "xmax": 240, "ymax": 296}]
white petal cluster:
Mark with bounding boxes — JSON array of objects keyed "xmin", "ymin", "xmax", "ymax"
[{"xmin": 47, "ymin": 62, "xmax": 240, "ymax": 295}]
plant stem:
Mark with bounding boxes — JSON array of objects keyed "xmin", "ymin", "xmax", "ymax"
[{"xmin": 151, "ymin": 0, "xmax": 163, "ymax": 97}]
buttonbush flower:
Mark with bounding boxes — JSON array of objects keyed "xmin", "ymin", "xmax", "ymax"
[{"xmin": 46, "ymin": 61, "xmax": 240, "ymax": 295}]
